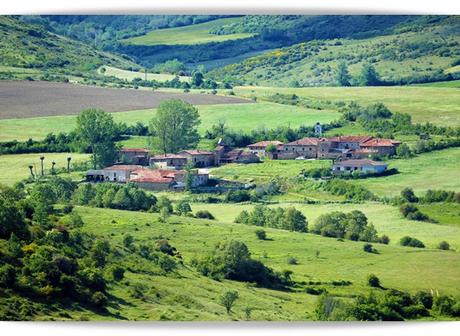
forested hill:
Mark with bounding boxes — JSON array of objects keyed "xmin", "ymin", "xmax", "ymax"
[
  {"xmin": 209, "ymin": 16, "xmax": 460, "ymax": 86},
  {"xmin": 0, "ymin": 16, "xmax": 136, "ymax": 74}
]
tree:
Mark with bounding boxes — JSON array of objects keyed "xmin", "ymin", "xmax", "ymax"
[
  {"xmin": 112, "ymin": 266, "xmax": 125, "ymax": 281},
  {"xmin": 438, "ymin": 241, "xmax": 450, "ymax": 250},
  {"xmin": 0, "ymin": 195, "xmax": 28, "ymax": 240},
  {"xmin": 191, "ymin": 72, "xmax": 204, "ymax": 87},
  {"xmin": 401, "ymin": 187, "xmax": 418, "ymax": 203},
  {"xmin": 255, "ymin": 229, "xmax": 267, "ymax": 240},
  {"xmin": 149, "ymin": 99, "xmax": 201, "ymax": 154},
  {"xmin": 359, "ymin": 63, "xmax": 380, "ymax": 86},
  {"xmin": 220, "ymin": 290, "xmax": 239, "ymax": 314},
  {"xmin": 175, "ymin": 200, "xmax": 192, "ymax": 216},
  {"xmin": 265, "ymin": 143, "xmax": 278, "ymax": 154},
  {"xmin": 75, "ymin": 108, "xmax": 118, "ymax": 168},
  {"xmin": 396, "ymin": 143, "xmax": 412, "ymax": 158},
  {"xmin": 367, "ymin": 274, "xmax": 381, "ymax": 287},
  {"xmin": 336, "ymin": 61, "xmax": 351, "ymax": 86}
]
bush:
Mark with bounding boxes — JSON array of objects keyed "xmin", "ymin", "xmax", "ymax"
[
  {"xmin": 367, "ymin": 274, "xmax": 381, "ymax": 288},
  {"xmin": 363, "ymin": 243, "xmax": 376, "ymax": 253},
  {"xmin": 433, "ymin": 295, "xmax": 456, "ymax": 316},
  {"xmin": 123, "ymin": 234, "xmax": 134, "ymax": 248},
  {"xmin": 195, "ymin": 210, "xmax": 215, "ymax": 220},
  {"xmin": 401, "ymin": 187, "xmax": 418, "ymax": 203},
  {"xmin": 378, "ymin": 235, "xmax": 390, "ymax": 245},
  {"xmin": 437, "ymin": 241, "xmax": 450, "ymax": 250},
  {"xmin": 414, "ymin": 291, "xmax": 433, "ymax": 309},
  {"xmin": 91, "ymin": 291, "xmax": 108, "ymax": 308},
  {"xmin": 0, "ymin": 264, "xmax": 16, "ymax": 288},
  {"xmin": 400, "ymin": 236, "xmax": 425, "ymax": 248},
  {"xmin": 175, "ymin": 200, "xmax": 192, "ymax": 216},
  {"xmin": 112, "ymin": 266, "xmax": 125, "ymax": 282},
  {"xmin": 225, "ymin": 190, "xmax": 251, "ymax": 203},
  {"xmin": 255, "ymin": 229, "xmax": 267, "ymax": 240},
  {"xmin": 62, "ymin": 204, "xmax": 74, "ymax": 214},
  {"xmin": 287, "ymin": 256, "xmax": 298, "ymax": 265}
]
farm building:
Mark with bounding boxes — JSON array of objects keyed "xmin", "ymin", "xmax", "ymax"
[
  {"xmin": 360, "ymin": 138, "xmax": 402, "ymax": 156},
  {"xmin": 215, "ymin": 139, "xmax": 260, "ymax": 164},
  {"xmin": 178, "ymin": 150, "xmax": 216, "ymax": 167},
  {"xmin": 129, "ymin": 169, "xmax": 209, "ymax": 191},
  {"xmin": 248, "ymin": 140, "xmax": 284, "ymax": 157},
  {"xmin": 249, "ymin": 135, "xmax": 401, "ymax": 160},
  {"xmin": 86, "ymin": 165, "xmax": 144, "ymax": 182},
  {"xmin": 150, "ymin": 154, "xmax": 188, "ymax": 170},
  {"xmin": 332, "ymin": 159, "xmax": 388, "ymax": 174},
  {"xmin": 118, "ymin": 148, "xmax": 150, "ymax": 165}
]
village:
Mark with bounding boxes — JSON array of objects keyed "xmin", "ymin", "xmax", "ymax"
[{"xmin": 86, "ymin": 123, "xmax": 401, "ymax": 191}]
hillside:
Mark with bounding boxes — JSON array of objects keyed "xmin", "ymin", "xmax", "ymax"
[
  {"xmin": 210, "ymin": 16, "xmax": 460, "ymax": 86},
  {"xmin": 0, "ymin": 16, "xmax": 136, "ymax": 77}
]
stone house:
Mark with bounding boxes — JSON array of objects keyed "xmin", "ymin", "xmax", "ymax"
[
  {"xmin": 129, "ymin": 168, "xmax": 209, "ymax": 191},
  {"xmin": 150, "ymin": 154, "xmax": 188, "ymax": 170},
  {"xmin": 360, "ymin": 138, "xmax": 402, "ymax": 156},
  {"xmin": 332, "ymin": 159, "xmax": 388, "ymax": 174},
  {"xmin": 178, "ymin": 150, "xmax": 216, "ymax": 167},
  {"xmin": 118, "ymin": 148, "xmax": 150, "ymax": 165},
  {"xmin": 86, "ymin": 165, "xmax": 144, "ymax": 182},
  {"xmin": 247, "ymin": 140, "xmax": 284, "ymax": 157},
  {"xmin": 278, "ymin": 137, "xmax": 319, "ymax": 159}
]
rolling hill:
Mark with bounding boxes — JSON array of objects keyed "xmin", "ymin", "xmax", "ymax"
[
  {"xmin": 209, "ymin": 16, "xmax": 460, "ymax": 86},
  {"xmin": 0, "ymin": 16, "xmax": 136, "ymax": 77}
]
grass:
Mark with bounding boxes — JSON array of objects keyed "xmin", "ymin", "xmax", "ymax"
[
  {"xmin": 417, "ymin": 203, "xmax": 460, "ymax": 229},
  {"xmin": 100, "ymin": 66, "xmax": 191, "ymax": 82},
  {"xmin": 190, "ymin": 202, "xmax": 460, "ymax": 250},
  {"xmin": 412, "ymin": 79, "xmax": 460, "ymax": 88},
  {"xmin": 211, "ymin": 159, "xmax": 330, "ymax": 183},
  {"xmin": 354, "ymin": 147, "xmax": 460, "ymax": 197},
  {"xmin": 233, "ymin": 85, "xmax": 460, "ymax": 127},
  {"xmin": 0, "ymin": 152, "xmax": 89, "ymax": 186},
  {"xmin": 67, "ymin": 205, "xmax": 460, "ymax": 321},
  {"xmin": 121, "ymin": 18, "xmax": 254, "ymax": 46},
  {"xmin": 0, "ymin": 102, "xmax": 340, "ymax": 142}
]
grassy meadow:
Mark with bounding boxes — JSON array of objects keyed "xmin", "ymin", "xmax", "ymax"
[
  {"xmin": 233, "ymin": 86, "xmax": 460, "ymax": 127},
  {"xmin": 354, "ymin": 147, "xmax": 460, "ymax": 197},
  {"xmin": 68, "ymin": 205, "xmax": 460, "ymax": 321},
  {"xmin": 100, "ymin": 66, "xmax": 191, "ymax": 82},
  {"xmin": 0, "ymin": 152, "xmax": 89, "ymax": 186},
  {"xmin": 121, "ymin": 18, "xmax": 254, "ymax": 46},
  {"xmin": 0, "ymin": 102, "xmax": 340, "ymax": 142}
]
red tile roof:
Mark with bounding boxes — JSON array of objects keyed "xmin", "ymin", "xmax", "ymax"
[
  {"xmin": 286, "ymin": 137, "xmax": 319, "ymax": 146},
  {"xmin": 335, "ymin": 159, "xmax": 387, "ymax": 167},
  {"xmin": 104, "ymin": 165, "xmax": 144, "ymax": 171},
  {"xmin": 180, "ymin": 150, "xmax": 215, "ymax": 156},
  {"xmin": 120, "ymin": 148, "xmax": 150, "ymax": 153},
  {"xmin": 361, "ymin": 138, "xmax": 401, "ymax": 147},
  {"xmin": 151, "ymin": 154, "xmax": 188, "ymax": 160},
  {"xmin": 129, "ymin": 169, "xmax": 185, "ymax": 183},
  {"xmin": 248, "ymin": 140, "xmax": 284, "ymax": 148},
  {"xmin": 327, "ymin": 135, "xmax": 374, "ymax": 143}
]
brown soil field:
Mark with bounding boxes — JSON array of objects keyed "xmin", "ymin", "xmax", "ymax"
[{"xmin": 0, "ymin": 80, "xmax": 250, "ymax": 119}]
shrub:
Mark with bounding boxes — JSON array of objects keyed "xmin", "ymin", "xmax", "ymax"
[
  {"xmin": 123, "ymin": 234, "xmax": 134, "ymax": 248},
  {"xmin": 195, "ymin": 210, "xmax": 215, "ymax": 220},
  {"xmin": 378, "ymin": 235, "xmax": 390, "ymax": 245},
  {"xmin": 62, "ymin": 204, "xmax": 74, "ymax": 214},
  {"xmin": 225, "ymin": 190, "xmax": 251, "ymax": 203},
  {"xmin": 287, "ymin": 256, "xmax": 298, "ymax": 265},
  {"xmin": 220, "ymin": 290, "xmax": 239, "ymax": 314},
  {"xmin": 400, "ymin": 236, "xmax": 425, "ymax": 248},
  {"xmin": 437, "ymin": 241, "xmax": 450, "ymax": 250},
  {"xmin": 414, "ymin": 291, "xmax": 433, "ymax": 309},
  {"xmin": 0, "ymin": 264, "xmax": 16, "ymax": 288},
  {"xmin": 255, "ymin": 229, "xmax": 267, "ymax": 240},
  {"xmin": 401, "ymin": 187, "xmax": 418, "ymax": 203},
  {"xmin": 91, "ymin": 291, "xmax": 108, "ymax": 308},
  {"xmin": 175, "ymin": 200, "xmax": 192, "ymax": 216},
  {"xmin": 367, "ymin": 274, "xmax": 381, "ymax": 288},
  {"xmin": 156, "ymin": 239, "xmax": 177, "ymax": 256},
  {"xmin": 363, "ymin": 243, "xmax": 376, "ymax": 253},
  {"xmin": 157, "ymin": 254, "xmax": 177, "ymax": 273},
  {"xmin": 433, "ymin": 295, "xmax": 456, "ymax": 316},
  {"xmin": 112, "ymin": 266, "xmax": 125, "ymax": 282}
]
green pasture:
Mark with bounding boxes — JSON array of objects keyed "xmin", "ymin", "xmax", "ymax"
[
  {"xmin": 190, "ymin": 202, "xmax": 460, "ymax": 250},
  {"xmin": 72, "ymin": 206, "xmax": 460, "ymax": 320},
  {"xmin": 100, "ymin": 65, "xmax": 191, "ymax": 82},
  {"xmin": 0, "ymin": 152, "xmax": 89, "ymax": 186},
  {"xmin": 354, "ymin": 147, "xmax": 460, "ymax": 197},
  {"xmin": 121, "ymin": 18, "xmax": 254, "ymax": 46},
  {"xmin": 233, "ymin": 86, "xmax": 460, "ymax": 127},
  {"xmin": 0, "ymin": 102, "xmax": 340, "ymax": 142}
]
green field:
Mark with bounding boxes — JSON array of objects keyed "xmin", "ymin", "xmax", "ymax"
[
  {"xmin": 63, "ymin": 205, "xmax": 460, "ymax": 320},
  {"xmin": 354, "ymin": 148, "xmax": 460, "ymax": 197},
  {"xmin": 233, "ymin": 85, "xmax": 460, "ymax": 127},
  {"xmin": 0, "ymin": 102, "xmax": 340, "ymax": 142},
  {"xmin": 122, "ymin": 18, "xmax": 254, "ymax": 46},
  {"xmin": 413, "ymin": 79, "xmax": 460, "ymax": 88},
  {"xmin": 190, "ymin": 201, "xmax": 460, "ymax": 250},
  {"xmin": 211, "ymin": 159, "xmax": 330, "ymax": 182},
  {"xmin": 0, "ymin": 152, "xmax": 89, "ymax": 186},
  {"xmin": 100, "ymin": 66, "xmax": 191, "ymax": 82}
]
